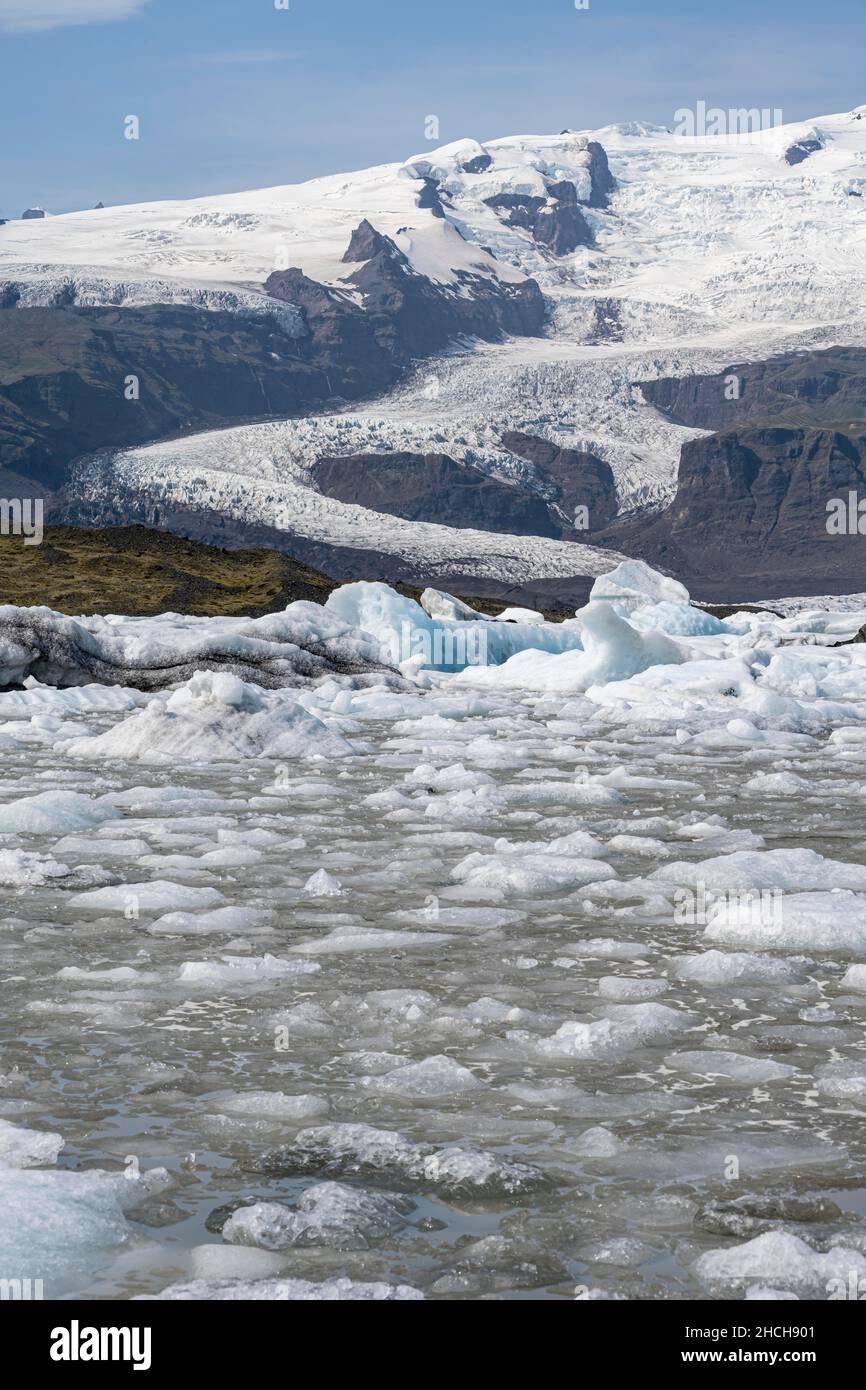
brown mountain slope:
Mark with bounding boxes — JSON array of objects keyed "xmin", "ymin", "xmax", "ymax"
[{"xmin": 0, "ymin": 524, "xmax": 338, "ymax": 617}]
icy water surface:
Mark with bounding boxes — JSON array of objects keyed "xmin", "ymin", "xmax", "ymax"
[{"xmin": 2, "ymin": 677, "xmax": 866, "ymax": 1302}]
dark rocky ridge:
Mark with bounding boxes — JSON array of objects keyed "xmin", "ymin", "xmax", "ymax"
[
  {"xmin": 784, "ymin": 134, "xmax": 824, "ymax": 166},
  {"xmin": 307, "ymin": 433, "xmax": 617, "ymax": 541},
  {"xmin": 640, "ymin": 347, "xmax": 866, "ymax": 433},
  {"xmin": 0, "ymin": 303, "xmax": 342, "ymax": 488},
  {"xmin": 602, "ymin": 424, "xmax": 866, "ymax": 599},
  {"xmin": 310, "ymin": 451, "xmax": 560, "ymax": 537},
  {"xmin": 582, "ymin": 140, "xmax": 617, "ymax": 208},
  {"xmin": 592, "ymin": 348, "xmax": 866, "ymax": 599},
  {"xmin": 479, "ymin": 138, "xmax": 615, "ymax": 255},
  {"xmin": 330, "ymin": 218, "xmax": 544, "ymax": 350}
]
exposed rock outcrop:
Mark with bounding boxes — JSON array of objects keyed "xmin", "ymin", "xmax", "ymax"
[
  {"xmin": 485, "ymin": 187, "xmax": 593, "ymax": 255},
  {"xmin": 784, "ymin": 131, "xmax": 825, "ymax": 166},
  {"xmin": 580, "ymin": 139, "xmax": 617, "ymax": 208},
  {"xmin": 310, "ymin": 451, "xmax": 560, "ymax": 537},
  {"xmin": 640, "ymin": 346, "xmax": 866, "ymax": 432},
  {"xmin": 270, "ymin": 219, "xmax": 545, "ymax": 363},
  {"xmin": 601, "ymin": 425, "xmax": 866, "ymax": 598},
  {"xmin": 501, "ymin": 431, "xmax": 618, "ymax": 530},
  {"xmin": 0, "ymin": 301, "xmax": 389, "ymax": 486}
]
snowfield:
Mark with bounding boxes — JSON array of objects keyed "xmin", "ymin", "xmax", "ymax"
[{"xmin": 3, "ymin": 563, "xmax": 866, "ymax": 1300}]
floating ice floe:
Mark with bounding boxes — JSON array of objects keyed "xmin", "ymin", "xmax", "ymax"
[
  {"xmin": 0, "ymin": 1157, "xmax": 172, "ymax": 1297},
  {"xmin": 213, "ymin": 1092, "xmax": 329, "ymax": 1121},
  {"xmin": 654, "ymin": 847, "xmax": 866, "ymax": 893},
  {"xmin": 513, "ymin": 1003, "xmax": 691, "ymax": 1062},
  {"xmin": 0, "ymin": 1117, "xmax": 64, "ymax": 1168},
  {"xmin": 70, "ymin": 881, "xmax": 224, "ymax": 913},
  {"xmin": 303, "ymin": 868, "xmax": 344, "ymax": 897},
  {"xmin": 705, "ymin": 890, "xmax": 866, "ymax": 951},
  {"xmin": 179, "ymin": 955, "xmax": 321, "ymax": 987},
  {"xmin": 290, "ymin": 926, "xmax": 455, "ymax": 954},
  {"xmin": 0, "ymin": 790, "xmax": 119, "ymax": 834},
  {"xmin": 815, "ymin": 1061, "xmax": 866, "ymax": 1104},
  {"xmin": 667, "ymin": 951, "xmax": 806, "ymax": 985},
  {"xmin": 144, "ymin": 1277, "xmax": 424, "ymax": 1300},
  {"xmin": 693, "ymin": 1231, "xmax": 866, "ymax": 1296},
  {"xmin": 0, "ymin": 849, "xmax": 74, "ymax": 888},
  {"xmin": 662, "ymin": 1050, "xmax": 798, "ymax": 1083},
  {"xmin": 450, "ymin": 829, "xmax": 612, "ymax": 897},
  {"xmin": 589, "ymin": 559, "xmax": 691, "ymax": 614},
  {"xmin": 246, "ymin": 1122, "xmax": 545, "ymax": 1197},
  {"xmin": 360, "ymin": 1054, "xmax": 484, "ymax": 1098}
]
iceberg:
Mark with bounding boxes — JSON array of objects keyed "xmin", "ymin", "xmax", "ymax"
[
  {"xmin": 325, "ymin": 582, "xmax": 584, "ymax": 673},
  {"xmin": 0, "ymin": 602, "xmax": 390, "ymax": 691},
  {"xmin": 589, "ymin": 559, "xmax": 691, "ymax": 613},
  {"xmin": 455, "ymin": 600, "xmax": 685, "ymax": 692},
  {"xmin": 61, "ymin": 671, "xmax": 355, "ymax": 763}
]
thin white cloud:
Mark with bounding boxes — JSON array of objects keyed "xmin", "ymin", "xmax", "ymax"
[
  {"xmin": 190, "ymin": 50, "xmax": 301, "ymax": 68},
  {"xmin": 0, "ymin": 0, "xmax": 150, "ymax": 33}
]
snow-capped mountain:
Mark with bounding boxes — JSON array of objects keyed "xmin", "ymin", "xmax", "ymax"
[{"xmin": 5, "ymin": 106, "xmax": 866, "ymax": 600}]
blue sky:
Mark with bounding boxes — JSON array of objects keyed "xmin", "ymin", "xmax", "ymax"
[{"xmin": 2, "ymin": 0, "xmax": 864, "ymax": 216}]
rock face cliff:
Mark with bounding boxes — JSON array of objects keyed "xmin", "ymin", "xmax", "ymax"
[
  {"xmin": 0, "ymin": 303, "xmax": 350, "ymax": 486},
  {"xmin": 309, "ymin": 434, "xmax": 617, "ymax": 541},
  {"xmin": 640, "ymin": 347, "xmax": 866, "ymax": 433},
  {"xmin": 501, "ymin": 432, "xmax": 618, "ymax": 531},
  {"xmin": 607, "ymin": 348, "xmax": 866, "ymax": 597},
  {"xmin": 604, "ymin": 423, "xmax": 866, "ymax": 598},
  {"xmin": 311, "ymin": 452, "xmax": 560, "ymax": 537}
]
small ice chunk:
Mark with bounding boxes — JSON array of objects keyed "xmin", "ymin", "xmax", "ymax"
[
  {"xmin": 0, "ymin": 1118, "xmax": 64, "ymax": 1168},
  {"xmin": 694, "ymin": 1231, "xmax": 866, "ymax": 1295},
  {"xmin": 0, "ymin": 790, "xmax": 118, "ymax": 834},
  {"xmin": 655, "ymin": 848, "xmax": 866, "ymax": 893},
  {"xmin": 597, "ymin": 976, "xmax": 667, "ymax": 1001},
  {"xmin": 144, "ymin": 1277, "xmax": 423, "ymax": 1300},
  {"xmin": 0, "ymin": 849, "xmax": 73, "ymax": 888},
  {"xmin": 180, "ymin": 955, "xmax": 320, "ymax": 986},
  {"xmin": 669, "ymin": 951, "xmax": 804, "ymax": 985},
  {"xmin": 190, "ymin": 1245, "xmax": 286, "ymax": 1282},
  {"xmin": 590, "ymin": 559, "xmax": 690, "ymax": 612},
  {"xmin": 223, "ymin": 1183, "xmax": 413, "ymax": 1251},
  {"xmin": 303, "ymin": 869, "xmax": 343, "ymax": 898},
  {"xmin": 291, "ymin": 926, "xmax": 453, "ymax": 954},
  {"xmin": 215, "ymin": 1092, "xmax": 328, "ymax": 1121},
  {"xmin": 706, "ymin": 891, "xmax": 866, "ymax": 951},
  {"xmin": 361, "ymin": 1055, "xmax": 484, "ymax": 1098},
  {"xmin": 525, "ymin": 1003, "xmax": 690, "ymax": 1061},
  {"xmin": 571, "ymin": 1126, "xmax": 623, "ymax": 1158},
  {"xmin": 148, "ymin": 906, "xmax": 271, "ymax": 936},
  {"xmin": 815, "ymin": 1062, "xmax": 866, "ymax": 1104}
]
